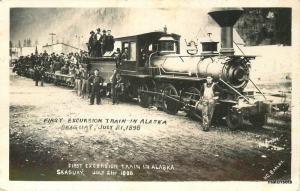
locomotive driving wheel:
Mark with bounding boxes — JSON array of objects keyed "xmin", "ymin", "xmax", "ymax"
[
  {"xmin": 137, "ymin": 83, "xmax": 152, "ymax": 108},
  {"xmin": 226, "ymin": 107, "xmax": 243, "ymax": 130},
  {"xmin": 181, "ymin": 87, "xmax": 202, "ymax": 120},
  {"xmin": 162, "ymin": 83, "xmax": 180, "ymax": 115}
]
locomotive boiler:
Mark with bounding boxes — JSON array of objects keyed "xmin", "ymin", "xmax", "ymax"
[{"xmin": 112, "ymin": 7, "xmax": 289, "ymax": 130}]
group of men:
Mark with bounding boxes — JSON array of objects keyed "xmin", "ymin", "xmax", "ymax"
[
  {"xmin": 88, "ymin": 28, "xmax": 115, "ymax": 57},
  {"xmin": 13, "ymin": 49, "xmax": 217, "ymax": 131},
  {"xmin": 79, "ymin": 68, "xmax": 123, "ymax": 105},
  {"xmin": 14, "ymin": 51, "xmax": 90, "ymax": 87}
]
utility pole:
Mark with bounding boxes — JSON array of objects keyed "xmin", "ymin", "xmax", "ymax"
[{"xmin": 49, "ymin": 32, "xmax": 56, "ymax": 45}]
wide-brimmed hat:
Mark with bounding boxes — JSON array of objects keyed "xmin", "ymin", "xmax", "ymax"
[
  {"xmin": 90, "ymin": 30, "xmax": 95, "ymax": 34},
  {"xmin": 102, "ymin": 30, "xmax": 106, "ymax": 33},
  {"xmin": 96, "ymin": 28, "xmax": 101, "ymax": 31}
]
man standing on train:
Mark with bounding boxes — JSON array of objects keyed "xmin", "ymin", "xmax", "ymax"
[
  {"xmin": 88, "ymin": 69, "xmax": 104, "ymax": 105},
  {"xmin": 95, "ymin": 28, "xmax": 102, "ymax": 57},
  {"xmin": 88, "ymin": 31, "xmax": 95, "ymax": 57},
  {"xmin": 106, "ymin": 30, "xmax": 115, "ymax": 52},
  {"xmin": 100, "ymin": 29, "xmax": 107, "ymax": 56}
]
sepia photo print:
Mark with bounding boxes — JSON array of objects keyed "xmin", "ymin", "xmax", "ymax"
[{"xmin": 2, "ymin": 2, "xmax": 299, "ymax": 190}]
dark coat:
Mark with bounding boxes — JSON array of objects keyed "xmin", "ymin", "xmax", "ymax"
[
  {"xmin": 105, "ymin": 35, "xmax": 115, "ymax": 51},
  {"xmin": 88, "ymin": 74, "xmax": 104, "ymax": 92},
  {"xmin": 88, "ymin": 34, "xmax": 96, "ymax": 49},
  {"xmin": 33, "ymin": 66, "xmax": 40, "ymax": 81}
]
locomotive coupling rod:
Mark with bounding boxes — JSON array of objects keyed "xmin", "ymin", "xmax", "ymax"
[
  {"xmin": 140, "ymin": 89, "xmax": 181, "ymax": 99},
  {"xmin": 140, "ymin": 89, "xmax": 201, "ymax": 110},
  {"xmin": 248, "ymin": 78, "xmax": 267, "ymax": 100},
  {"xmin": 140, "ymin": 90, "xmax": 184, "ymax": 104},
  {"xmin": 219, "ymin": 78, "xmax": 250, "ymax": 103}
]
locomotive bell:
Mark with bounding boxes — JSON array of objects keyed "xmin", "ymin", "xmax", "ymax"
[{"xmin": 208, "ymin": 8, "xmax": 243, "ymax": 55}]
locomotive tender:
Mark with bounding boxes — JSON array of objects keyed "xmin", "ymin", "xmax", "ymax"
[{"xmin": 101, "ymin": 7, "xmax": 288, "ymax": 130}]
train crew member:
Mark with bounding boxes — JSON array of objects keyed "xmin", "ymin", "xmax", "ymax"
[
  {"xmin": 106, "ymin": 30, "xmax": 115, "ymax": 52},
  {"xmin": 121, "ymin": 48, "xmax": 129, "ymax": 61},
  {"xmin": 80, "ymin": 66, "xmax": 89, "ymax": 99},
  {"xmin": 115, "ymin": 48, "xmax": 122, "ymax": 67},
  {"xmin": 95, "ymin": 28, "xmax": 102, "ymax": 57},
  {"xmin": 140, "ymin": 48, "xmax": 149, "ymax": 65},
  {"xmin": 88, "ymin": 31, "xmax": 95, "ymax": 57},
  {"xmin": 88, "ymin": 69, "xmax": 104, "ymax": 105},
  {"xmin": 113, "ymin": 72, "xmax": 124, "ymax": 104},
  {"xmin": 100, "ymin": 30, "xmax": 107, "ymax": 56},
  {"xmin": 201, "ymin": 76, "xmax": 217, "ymax": 131}
]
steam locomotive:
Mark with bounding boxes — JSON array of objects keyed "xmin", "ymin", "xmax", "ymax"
[
  {"xmin": 14, "ymin": 8, "xmax": 288, "ymax": 130},
  {"xmin": 97, "ymin": 7, "xmax": 287, "ymax": 130}
]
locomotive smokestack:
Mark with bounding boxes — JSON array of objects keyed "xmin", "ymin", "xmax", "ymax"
[{"xmin": 208, "ymin": 8, "xmax": 243, "ymax": 55}]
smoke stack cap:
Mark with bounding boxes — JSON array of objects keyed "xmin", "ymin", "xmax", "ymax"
[{"xmin": 208, "ymin": 8, "xmax": 244, "ymax": 27}]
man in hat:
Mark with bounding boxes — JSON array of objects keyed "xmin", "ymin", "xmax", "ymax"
[
  {"xmin": 201, "ymin": 75, "xmax": 217, "ymax": 131},
  {"xmin": 105, "ymin": 30, "xmax": 115, "ymax": 52},
  {"xmin": 95, "ymin": 28, "xmax": 102, "ymax": 57},
  {"xmin": 100, "ymin": 29, "xmax": 107, "ymax": 56},
  {"xmin": 33, "ymin": 64, "xmax": 41, "ymax": 86},
  {"xmin": 88, "ymin": 31, "xmax": 95, "ymax": 57},
  {"xmin": 121, "ymin": 48, "xmax": 129, "ymax": 61},
  {"xmin": 74, "ymin": 65, "xmax": 82, "ymax": 96},
  {"xmin": 80, "ymin": 66, "xmax": 89, "ymax": 99},
  {"xmin": 88, "ymin": 69, "xmax": 104, "ymax": 105},
  {"xmin": 114, "ymin": 48, "xmax": 122, "ymax": 68}
]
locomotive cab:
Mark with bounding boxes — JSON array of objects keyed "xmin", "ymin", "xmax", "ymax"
[{"xmin": 115, "ymin": 31, "xmax": 181, "ymax": 75}]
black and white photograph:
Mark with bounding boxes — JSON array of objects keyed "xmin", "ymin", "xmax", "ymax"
[{"xmin": 1, "ymin": 1, "xmax": 300, "ymax": 190}]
